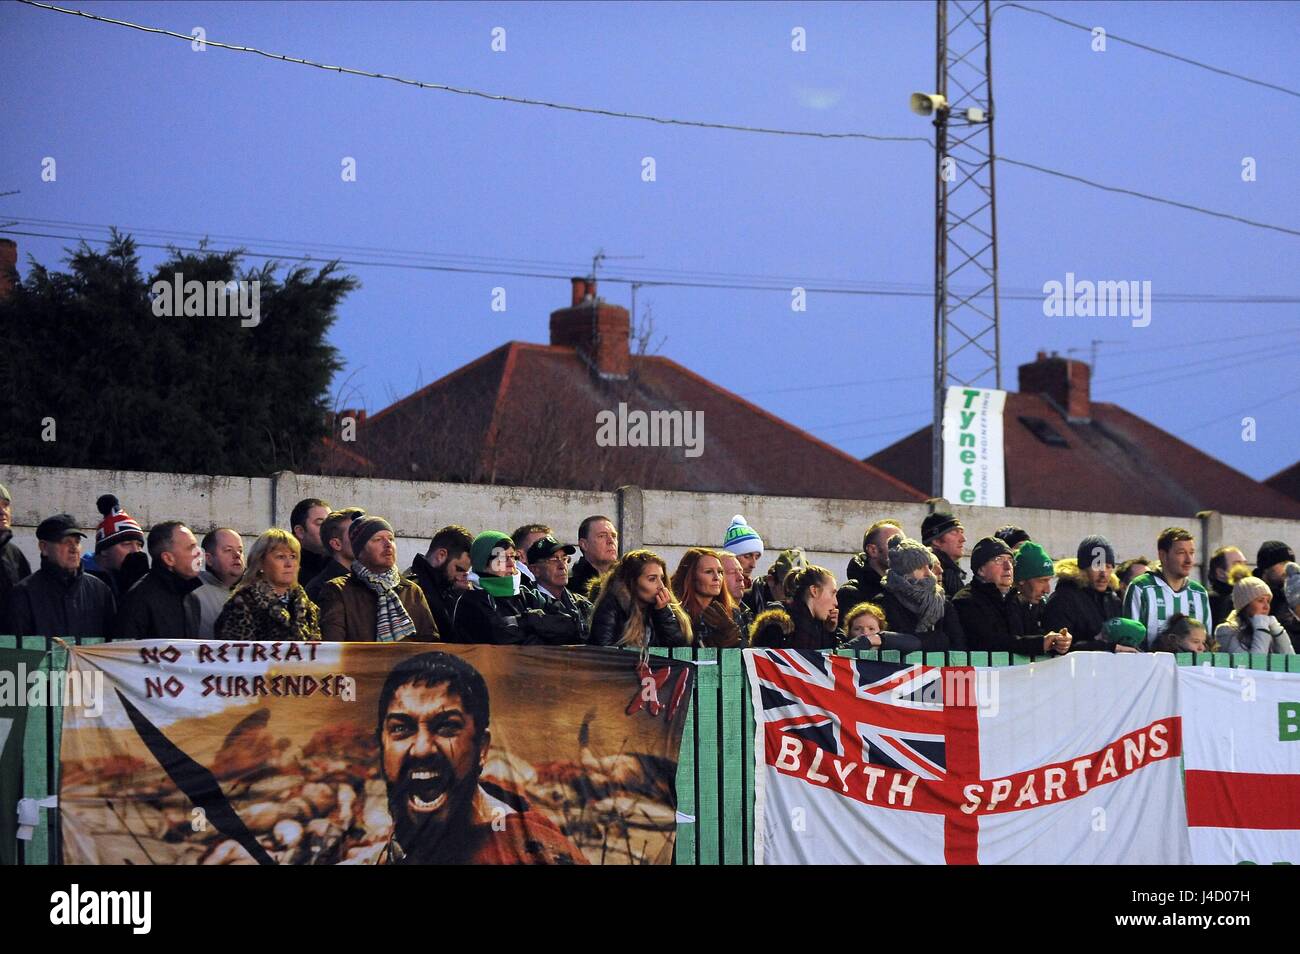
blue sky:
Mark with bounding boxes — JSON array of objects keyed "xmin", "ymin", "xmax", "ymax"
[{"xmin": 4, "ymin": 0, "xmax": 1297, "ymax": 484}]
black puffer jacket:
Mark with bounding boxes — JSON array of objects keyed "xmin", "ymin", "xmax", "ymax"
[
  {"xmin": 0, "ymin": 529, "xmax": 33, "ymax": 629},
  {"xmin": 406, "ymin": 554, "xmax": 461, "ymax": 640},
  {"xmin": 1041, "ymin": 559, "xmax": 1122, "ymax": 646},
  {"xmin": 952, "ymin": 579, "xmax": 1050, "ymax": 656},
  {"xmin": 837, "ymin": 553, "xmax": 885, "ymax": 618},
  {"xmin": 749, "ymin": 600, "xmax": 837, "ymax": 651},
  {"xmin": 686, "ymin": 600, "xmax": 747, "ymax": 648},
  {"xmin": 589, "ymin": 577, "xmax": 691, "ymax": 649},
  {"xmin": 8, "ymin": 560, "xmax": 115, "ymax": 638},
  {"xmin": 451, "ymin": 580, "xmax": 585, "ymax": 645},
  {"xmin": 115, "ymin": 565, "xmax": 203, "ymax": 640},
  {"xmin": 876, "ymin": 589, "xmax": 966, "ymax": 653}
]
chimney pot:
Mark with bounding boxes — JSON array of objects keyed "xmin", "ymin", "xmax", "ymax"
[
  {"xmin": 1018, "ymin": 352, "xmax": 1091, "ymax": 421},
  {"xmin": 551, "ymin": 282, "xmax": 630, "ymax": 379}
]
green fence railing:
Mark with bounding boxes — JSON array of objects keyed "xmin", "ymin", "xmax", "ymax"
[{"xmin": 6, "ymin": 636, "xmax": 1298, "ymax": 865}]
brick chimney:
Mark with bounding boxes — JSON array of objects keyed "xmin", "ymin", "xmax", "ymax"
[
  {"xmin": 1018, "ymin": 350, "xmax": 1091, "ymax": 421},
  {"xmin": 550, "ymin": 277, "xmax": 631, "ymax": 379},
  {"xmin": 0, "ymin": 239, "xmax": 17, "ymax": 300}
]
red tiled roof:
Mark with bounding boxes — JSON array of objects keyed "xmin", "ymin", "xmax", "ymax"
[
  {"xmin": 1267, "ymin": 461, "xmax": 1300, "ymax": 505},
  {"xmin": 866, "ymin": 392, "xmax": 1300, "ymax": 519},
  {"xmin": 325, "ymin": 341, "xmax": 927, "ymax": 502}
]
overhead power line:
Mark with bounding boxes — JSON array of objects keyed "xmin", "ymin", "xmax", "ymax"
[
  {"xmin": 993, "ymin": 2, "xmax": 1300, "ymax": 99},
  {"xmin": 16, "ymin": 0, "xmax": 1300, "ymax": 239},
  {"xmin": 5, "ymin": 221, "xmax": 1299, "ymax": 304}
]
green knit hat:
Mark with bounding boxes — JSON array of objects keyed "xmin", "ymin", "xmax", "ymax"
[
  {"xmin": 1014, "ymin": 541, "xmax": 1055, "ymax": 582},
  {"xmin": 1104, "ymin": 617, "xmax": 1147, "ymax": 648},
  {"xmin": 470, "ymin": 530, "xmax": 514, "ymax": 575}
]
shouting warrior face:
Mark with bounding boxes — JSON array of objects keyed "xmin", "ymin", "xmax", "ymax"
[{"xmin": 381, "ymin": 680, "xmax": 488, "ymax": 848}]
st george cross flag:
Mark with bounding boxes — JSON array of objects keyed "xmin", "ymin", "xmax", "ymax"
[
  {"xmin": 1180, "ymin": 665, "xmax": 1300, "ymax": 864},
  {"xmin": 747, "ymin": 649, "xmax": 1190, "ymax": 864}
]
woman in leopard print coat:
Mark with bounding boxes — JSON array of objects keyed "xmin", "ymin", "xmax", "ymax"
[{"xmin": 214, "ymin": 529, "xmax": 320, "ymax": 641}]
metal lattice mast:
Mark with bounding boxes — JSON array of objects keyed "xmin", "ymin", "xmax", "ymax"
[{"xmin": 929, "ymin": 0, "xmax": 1002, "ymax": 494}]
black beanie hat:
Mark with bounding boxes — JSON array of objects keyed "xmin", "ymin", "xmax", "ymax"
[
  {"xmin": 994, "ymin": 525, "xmax": 1030, "ymax": 550},
  {"xmin": 921, "ymin": 511, "xmax": 961, "ymax": 545},
  {"xmin": 1257, "ymin": 540, "xmax": 1296, "ymax": 573},
  {"xmin": 970, "ymin": 536, "xmax": 1012, "ymax": 574}
]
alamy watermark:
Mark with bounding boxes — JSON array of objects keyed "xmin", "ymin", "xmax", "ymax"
[
  {"xmin": 151, "ymin": 273, "xmax": 261, "ymax": 327},
  {"xmin": 1042, "ymin": 272, "xmax": 1151, "ymax": 328},
  {"xmin": 595, "ymin": 402, "xmax": 704, "ymax": 458},
  {"xmin": 0, "ymin": 663, "xmax": 103, "ymax": 717}
]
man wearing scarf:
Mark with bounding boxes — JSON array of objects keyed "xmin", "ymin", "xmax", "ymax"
[
  {"xmin": 876, "ymin": 535, "xmax": 967, "ymax": 652},
  {"xmin": 8, "ymin": 514, "xmax": 115, "ymax": 638},
  {"xmin": 319, "ymin": 516, "xmax": 438, "ymax": 642},
  {"xmin": 448, "ymin": 531, "xmax": 584, "ymax": 644}
]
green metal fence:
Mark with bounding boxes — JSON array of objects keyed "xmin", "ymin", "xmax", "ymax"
[{"xmin": 6, "ymin": 636, "xmax": 1298, "ymax": 865}]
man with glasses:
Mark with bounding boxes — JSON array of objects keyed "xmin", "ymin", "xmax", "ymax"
[
  {"xmin": 8, "ymin": 514, "xmax": 115, "ymax": 638},
  {"xmin": 952, "ymin": 537, "xmax": 1071, "ymax": 656},
  {"xmin": 526, "ymin": 535, "xmax": 592, "ymax": 643}
]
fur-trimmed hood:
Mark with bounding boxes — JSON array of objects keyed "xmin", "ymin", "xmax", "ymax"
[
  {"xmin": 1054, "ymin": 557, "xmax": 1120, "ymax": 593},
  {"xmin": 749, "ymin": 605, "xmax": 794, "ymax": 646}
]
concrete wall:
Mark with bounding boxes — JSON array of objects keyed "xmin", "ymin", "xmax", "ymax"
[{"xmin": 4, "ymin": 465, "xmax": 1299, "ymax": 586}]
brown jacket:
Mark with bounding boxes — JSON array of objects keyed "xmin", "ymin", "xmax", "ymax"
[{"xmin": 317, "ymin": 574, "xmax": 439, "ymax": 642}]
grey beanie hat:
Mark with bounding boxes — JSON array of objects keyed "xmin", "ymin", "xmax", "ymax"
[
  {"xmin": 348, "ymin": 515, "xmax": 394, "ymax": 555},
  {"xmin": 888, "ymin": 535, "xmax": 933, "ymax": 575}
]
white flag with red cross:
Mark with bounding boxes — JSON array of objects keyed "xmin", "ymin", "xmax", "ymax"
[
  {"xmin": 747, "ymin": 649, "xmax": 1189, "ymax": 864},
  {"xmin": 1180, "ymin": 664, "xmax": 1300, "ymax": 864}
]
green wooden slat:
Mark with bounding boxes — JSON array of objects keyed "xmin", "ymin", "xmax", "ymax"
[
  {"xmin": 1010, "ymin": 654, "xmax": 1033, "ymax": 667},
  {"xmin": 947, "ymin": 652, "xmax": 969, "ymax": 666},
  {"xmin": 968, "ymin": 652, "xmax": 990, "ymax": 667},
  {"xmin": 742, "ymin": 650, "xmax": 755, "ymax": 865},
  {"xmin": 881, "ymin": 650, "xmax": 900, "ymax": 664},
  {"xmin": 990, "ymin": 652, "xmax": 1011, "ymax": 668},
  {"xmin": 1212, "ymin": 652, "xmax": 1232, "ymax": 669},
  {"xmin": 923, "ymin": 652, "xmax": 946, "ymax": 669},
  {"xmin": 903, "ymin": 652, "xmax": 924, "ymax": 666},
  {"xmin": 1290, "ymin": 655, "xmax": 1300, "ymax": 673},
  {"xmin": 20, "ymin": 636, "xmax": 54, "ymax": 865},
  {"xmin": 1175, "ymin": 652, "xmax": 1194, "ymax": 667},
  {"xmin": 1250, "ymin": 652, "xmax": 1269, "ymax": 671},
  {"xmin": 1269, "ymin": 654, "xmax": 1286, "ymax": 672},
  {"xmin": 1231, "ymin": 652, "xmax": 1250, "ymax": 671},
  {"xmin": 719, "ymin": 650, "xmax": 745, "ymax": 865},
  {"xmin": 692, "ymin": 647, "xmax": 722, "ymax": 866},
  {"xmin": 671, "ymin": 646, "xmax": 696, "ymax": 865}
]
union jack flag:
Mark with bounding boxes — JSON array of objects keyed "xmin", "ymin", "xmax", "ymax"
[{"xmin": 752, "ymin": 649, "xmax": 957, "ymax": 780}]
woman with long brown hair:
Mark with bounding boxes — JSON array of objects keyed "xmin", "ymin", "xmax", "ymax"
[
  {"xmin": 671, "ymin": 548, "xmax": 745, "ymax": 648},
  {"xmin": 749, "ymin": 565, "xmax": 841, "ymax": 651},
  {"xmin": 589, "ymin": 549, "xmax": 692, "ymax": 649}
]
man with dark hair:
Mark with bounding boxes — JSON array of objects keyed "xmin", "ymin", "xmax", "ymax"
[
  {"xmin": 0, "ymin": 483, "xmax": 33, "ymax": 629},
  {"xmin": 318, "ymin": 516, "xmax": 437, "ymax": 642},
  {"xmin": 527, "ymin": 535, "xmax": 592, "ymax": 643},
  {"xmin": 407, "ymin": 525, "xmax": 474, "ymax": 638},
  {"xmin": 568, "ymin": 515, "xmax": 617, "ymax": 597},
  {"xmin": 115, "ymin": 520, "xmax": 203, "ymax": 639},
  {"xmin": 306, "ymin": 508, "xmax": 366, "ymax": 604},
  {"xmin": 9, "ymin": 514, "xmax": 114, "ymax": 638},
  {"xmin": 1044, "ymin": 535, "xmax": 1124, "ymax": 650},
  {"xmin": 922, "ymin": 511, "xmax": 966, "ymax": 601},
  {"xmin": 1256, "ymin": 540, "xmax": 1300, "ymax": 645},
  {"xmin": 993, "ymin": 526, "xmax": 1031, "ymax": 552},
  {"xmin": 511, "ymin": 523, "xmax": 551, "ymax": 593},
  {"xmin": 349, "ymin": 651, "xmax": 585, "ymax": 865},
  {"xmin": 290, "ymin": 497, "xmax": 331, "ymax": 585},
  {"xmin": 839, "ymin": 519, "xmax": 903, "ymax": 617},
  {"xmin": 195, "ymin": 528, "xmax": 244, "ymax": 637},
  {"xmin": 1123, "ymin": 527, "xmax": 1211, "ymax": 647},
  {"xmin": 1116, "ymin": 556, "xmax": 1151, "ymax": 590},
  {"xmin": 450, "ymin": 532, "xmax": 583, "ymax": 644},
  {"xmin": 1207, "ymin": 545, "xmax": 1247, "ymax": 625}
]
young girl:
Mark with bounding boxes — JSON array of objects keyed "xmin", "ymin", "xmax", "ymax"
[
  {"xmin": 1214, "ymin": 576, "xmax": 1295, "ymax": 654},
  {"xmin": 841, "ymin": 602, "xmax": 887, "ymax": 648},
  {"xmin": 1154, "ymin": 613, "xmax": 1209, "ymax": 654}
]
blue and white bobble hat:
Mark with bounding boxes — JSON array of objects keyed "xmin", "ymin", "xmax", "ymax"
[{"xmin": 722, "ymin": 514, "xmax": 764, "ymax": 558}]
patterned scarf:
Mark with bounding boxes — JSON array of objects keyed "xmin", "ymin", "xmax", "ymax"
[
  {"xmin": 884, "ymin": 568, "xmax": 947, "ymax": 632},
  {"xmin": 351, "ymin": 561, "xmax": 417, "ymax": 642}
]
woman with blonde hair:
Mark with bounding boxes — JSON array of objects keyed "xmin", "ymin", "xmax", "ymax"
[
  {"xmin": 589, "ymin": 549, "xmax": 692, "ymax": 649},
  {"xmin": 671, "ymin": 548, "xmax": 745, "ymax": 648},
  {"xmin": 214, "ymin": 528, "xmax": 320, "ymax": 641}
]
